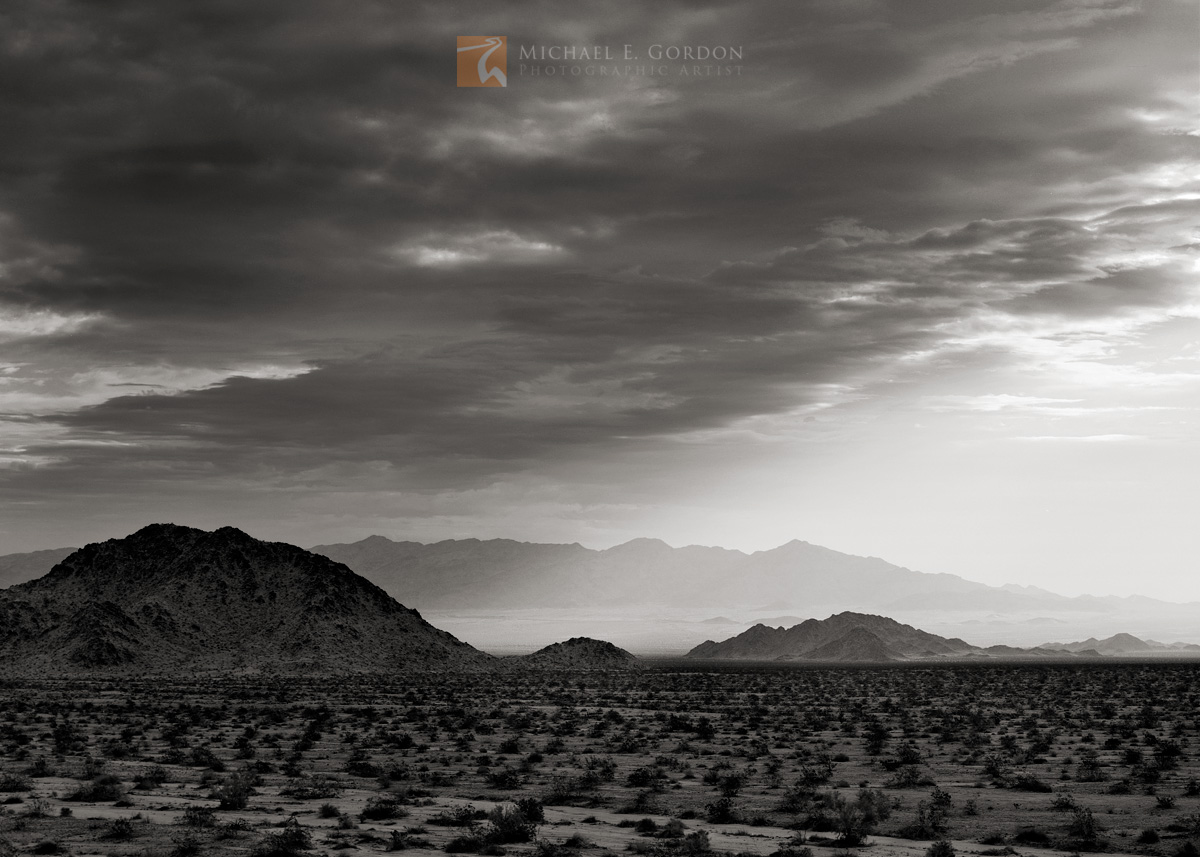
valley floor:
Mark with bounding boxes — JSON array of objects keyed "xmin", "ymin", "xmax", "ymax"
[{"xmin": 1, "ymin": 662, "xmax": 1198, "ymax": 857}]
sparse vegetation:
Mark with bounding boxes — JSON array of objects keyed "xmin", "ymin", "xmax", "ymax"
[{"xmin": 0, "ymin": 663, "xmax": 1196, "ymax": 856}]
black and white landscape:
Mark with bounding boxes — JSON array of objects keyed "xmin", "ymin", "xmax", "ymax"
[{"xmin": 2, "ymin": 0, "xmax": 1198, "ymax": 855}]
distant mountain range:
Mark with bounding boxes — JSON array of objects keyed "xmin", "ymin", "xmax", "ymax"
[
  {"xmin": 6, "ymin": 535, "xmax": 1193, "ymax": 621},
  {"xmin": 4, "ymin": 531, "xmax": 1198, "ymax": 656},
  {"xmin": 687, "ymin": 612, "xmax": 1200, "ymax": 663},
  {"xmin": 306, "ymin": 536, "xmax": 1197, "ymax": 621},
  {"xmin": 0, "ymin": 524, "xmax": 491, "ymax": 674},
  {"xmin": 0, "ymin": 547, "xmax": 75, "ymax": 589}
]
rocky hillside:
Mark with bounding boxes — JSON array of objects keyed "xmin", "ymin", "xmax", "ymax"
[
  {"xmin": 512, "ymin": 637, "xmax": 641, "ymax": 670},
  {"xmin": 0, "ymin": 524, "xmax": 492, "ymax": 674}
]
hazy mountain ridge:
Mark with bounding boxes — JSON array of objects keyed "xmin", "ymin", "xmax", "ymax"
[
  {"xmin": 0, "ymin": 524, "xmax": 493, "ymax": 674},
  {"xmin": 10, "ymin": 534, "xmax": 1195, "ymax": 618},
  {"xmin": 308, "ymin": 535, "xmax": 1198, "ymax": 619},
  {"xmin": 0, "ymin": 547, "xmax": 75, "ymax": 589}
]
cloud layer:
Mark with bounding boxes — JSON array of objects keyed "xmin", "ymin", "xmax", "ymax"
[{"xmin": 1, "ymin": 0, "xmax": 1197, "ymax": 596}]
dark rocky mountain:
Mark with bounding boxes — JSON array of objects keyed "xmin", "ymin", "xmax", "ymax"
[
  {"xmin": 0, "ymin": 547, "xmax": 75, "ymax": 589},
  {"xmin": 0, "ymin": 524, "xmax": 492, "ymax": 674},
  {"xmin": 512, "ymin": 637, "xmax": 640, "ymax": 670},
  {"xmin": 687, "ymin": 612, "xmax": 980, "ymax": 662}
]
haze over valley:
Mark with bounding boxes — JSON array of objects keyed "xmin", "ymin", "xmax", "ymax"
[{"xmin": 4, "ymin": 526, "xmax": 1197, "ymax": 657}]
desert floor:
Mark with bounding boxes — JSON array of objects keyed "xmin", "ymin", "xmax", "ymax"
[{"xmin": 1, "ymin": 661, "xmax": 1198, "ymax": 856}]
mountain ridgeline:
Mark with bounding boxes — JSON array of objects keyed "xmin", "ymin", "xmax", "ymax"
[
  {"xmin": 0, "ymin": 524, "xmax": 492, "ymax": 674},
  {"xmin": 305, "ymin": 535, "xmax": 1195, "ymax": 619},
  {"xmin": 7, "ymin": 533, "xmax": 1196, "ymax": 620},
  {"xmin": 687, "ymin": 612, "xmax": 980, "ymax": 662}
]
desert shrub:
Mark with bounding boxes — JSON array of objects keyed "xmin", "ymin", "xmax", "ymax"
[
  {"xmin": 169, "ymin": 835, "xmax": 203, "ymax": 857},
  {"xmin": 318, "ymin": 803, "xmax": 339, "ymax": 818},
  {"xmin": 218, "ymin": 818, "xmax": 254, "ymax": 839},
  {"xmin": 488, "ymin": 767, "xmax": 522, "ymax": 790},
  {"xmin": 31, "ymin": 842, "xmax": 62, "ymax": 855},
  {"xmin": 516, "ymin": 798, "xmax": 545, "ymax": 823},
  {"xmin": 1013, "ymin": 828, "xmax": 1051, "ymax": 845},
  {"xmin": 895, "ymin": 789, "xmax": 948, "ymax": 840},
  {"xmin": 541, "ymin": 775, "xmax": 587, "ymax": 805},
  {"xmin": 444, "ymin": 834, "xmax": 484, "ymax": 853},
  {"xmin": 627, "ymin": 766, "xmax": 668, "ymax": 789},
  {"xmin": 102, "ymin": 817, "xmax": 137, "ymax": 840},
  {"xmin": 344, "ymin": 749, "xmax": 381, "ymax": 778},
  {"xmin": 704, "ymin": 797, "xmax": 740, "ymax": 823},
  {"xmin": 885, "ymin": 765, "xmax": 934, "ymax": 789},
  {"xmin": 24, "ymin": 758, "xmax": 53, "ymax": 778},
  {"xmin": 134, "ymin": 765, "xmax": 169, "ymax": 789},
  {"xmin": 1075, "ymin": 750, "xmax": 1106, "ymax": 782},
  {"xmin": 68, "ymin": 774, "xmax": 125, "ymax": 802},
  {"xmin": 211, "ymin": 770, "xmax": 257, "ymax": 810},
  {"xmin": 180, "ymin": 806, "xmax": 218, "ymax": 828},
  {"xmin": 926, "ymin": 841, "xmax": 955, "ymax": 857},
  {"xmin": 189, "ymin": 746, "xmax": 226, "ymax": 772},
  {"xmin": 1011, "ymin": 773, "xmax": 1052, "ymax": 793},
  {"xmin": 429, "ymin": 805, "xmax": 487, "ymax": 827},
  {"xmin": 24, "ymin": 798, "xmax": 51, "ymax": 817},
  {"xmin": 1137, "ymin": 829, "xmax": 1160, "ymax": 844},
  {"xmin": 0, "ymin": 773, "xmax": 31, "ymax": 792},
  {"xmin": 1068, "ymin": 807, "xmax": 1102, "ymax": 847},
  {"xmin": 360, "ymin": 796, "xmax": 408, "ymax": 822},
  {"xmin": 280, "ymin": 775, "xmax": 342, "ymax": 799},
  {"xmin": 486, "ymin": 803, "xmax": 540, "ymax": 844},
  {"xmin": 253, "ymin": 819, "xmax": 312, "ymax": 857},
  {"xmin": 1050, "ymin": 794, "xmax": 1076, "ymax": 811}
]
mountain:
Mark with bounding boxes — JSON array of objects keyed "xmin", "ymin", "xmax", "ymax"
[
  {"xmin": 1041, "ymin": 633, "xmax": 1200, "ymax": 655},
  {"xmin": 10, "ymin": 534, "xmax": 1198, "ymax": 622},
  {"xmin": 0, "ymin": 547, "xmax": 75, "ymax": 589},
  {"xmin": 0, "ymin": 524, "xmax": 492, "ymax": 674},
  {"xmin": 305, "ymin": 535, "xmax": 1200, "ymax": 627},
  {"xmin": 8, "ymin": 533, "xmax": 1200, "ymax": 652},
  {"xmin": 310, "ymin": 536, "xmax": 747, "ymax": 608},
  {"xmin": 306, "ymin": 535, "xmax": 1054, "ymax": 611},
  {"xmin": 686, "ymin": 612, "xmax": 982, "ymax": 662},
  {"xmin": 513, "ymin": 637, "xmax": 641, "ymax": 670}
]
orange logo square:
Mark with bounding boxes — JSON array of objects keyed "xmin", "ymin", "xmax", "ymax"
[{"xmin": 457, "ymin": 37, "xmax": 507, "ymax": 87}]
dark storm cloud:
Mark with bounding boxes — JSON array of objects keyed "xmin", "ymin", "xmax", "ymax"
[{"xmin": 0, "ymin": 0, "xmax": 1196, "ymax": 537}]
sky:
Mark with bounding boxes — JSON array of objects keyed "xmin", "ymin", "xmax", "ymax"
[{"xmin": 1, "ymin": 0, "xmax": 1198, "ymax": 600}]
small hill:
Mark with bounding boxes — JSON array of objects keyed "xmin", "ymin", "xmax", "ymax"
[
  {"xmin": 687, "ymin": 612, "xmax": 981, "ymax": 662},
  {"xmin": 513, "ymin": 637, "xmax": 640, "ymax": 670},
  {"xmin": 0, "ymin": 524, "xmax": 492, "ymax": 674}
]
